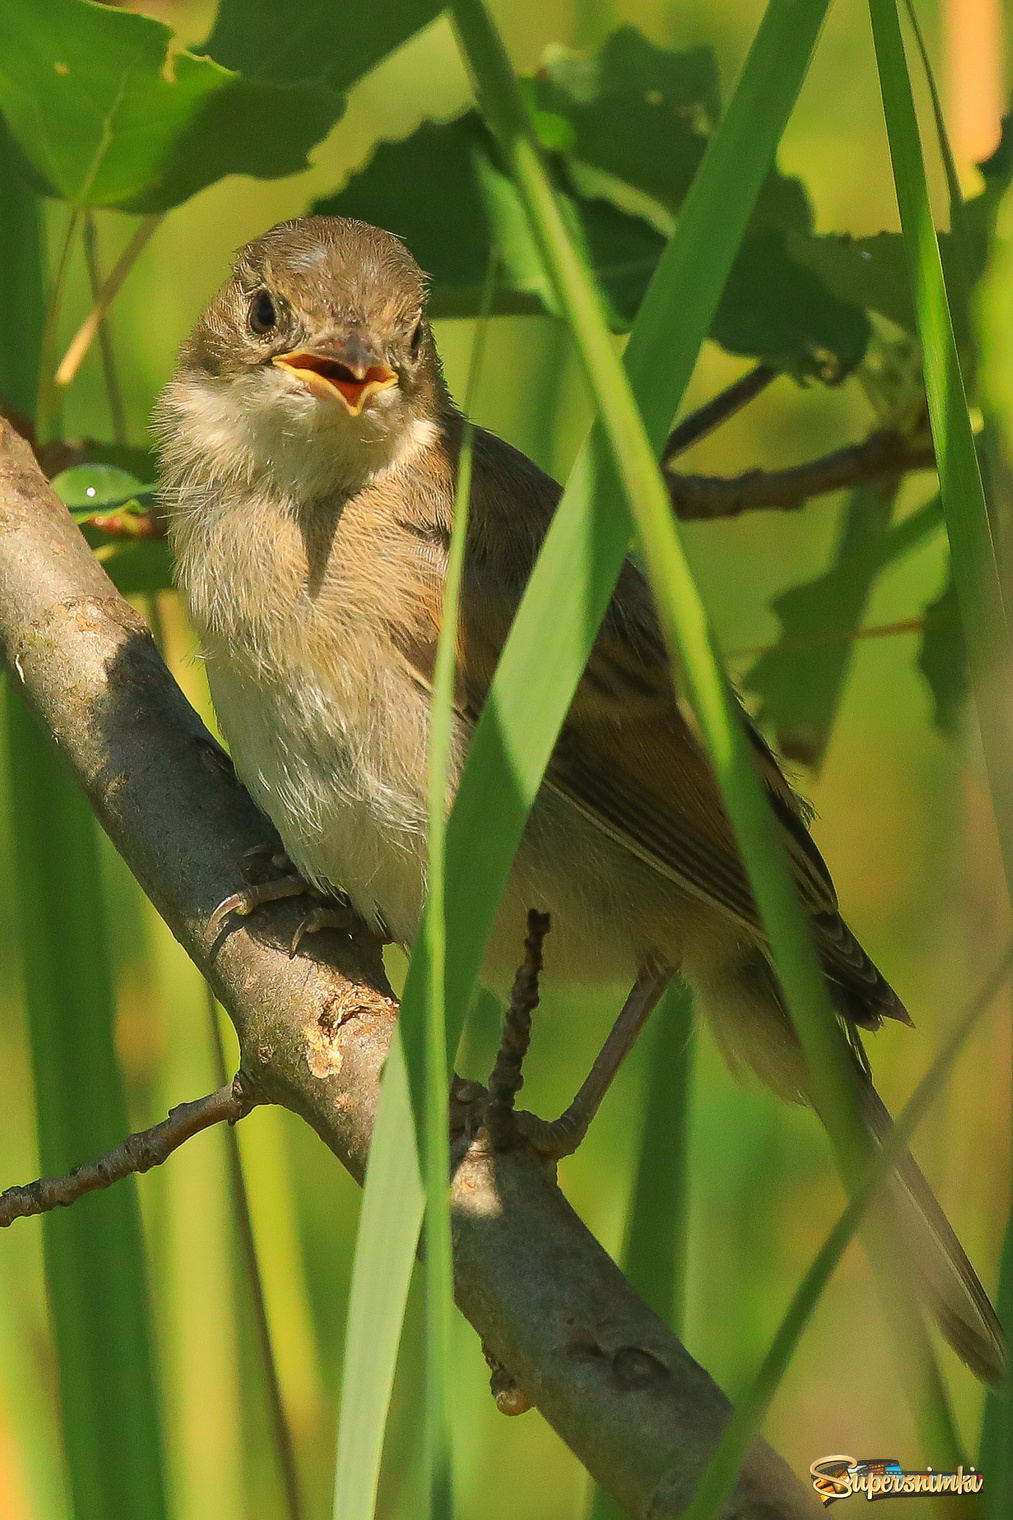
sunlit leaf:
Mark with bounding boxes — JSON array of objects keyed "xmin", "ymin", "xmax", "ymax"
[
  {"xmin": 0, "ymin": 0, "xmax": 444, "ymax": 212},
  {"xmin": 318, "ymin": 27, "xmax": 870, "ymax": 376}
]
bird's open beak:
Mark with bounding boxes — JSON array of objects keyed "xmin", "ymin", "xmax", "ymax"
[{"xmin": 273, "ymin": 347, "xmax": 398, "ymax": 416}]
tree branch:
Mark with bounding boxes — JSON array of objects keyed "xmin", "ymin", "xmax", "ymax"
[
  {"xmin": 668, "ymin": 428, "xmax": 936, "ymax": 520},
  {"xmin": 0, "ymin": 1080, "xmax": 252, "ymax": 1226},
  {"xmin": 663, "ymin": 364, "xmax": 779, "ymax": 464},
  {"xmin": 0, "ymin": 418, "xmax": 820, "ymax": 1520}
]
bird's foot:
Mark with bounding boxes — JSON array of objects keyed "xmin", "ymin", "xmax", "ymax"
[
  {"xmin": 287, "ymin": 901, "xmax": 364, "ymax": 958},
  {"xmin": 210, "ymin": 849, "xmax": 370, "ymax": 954}
]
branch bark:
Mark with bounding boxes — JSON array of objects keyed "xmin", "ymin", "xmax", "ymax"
[
  {"xmin": 0, "ymin": 1081, "xmax": 251, "ymax": 1225},
  {"xmin": 668, "ymin": 428, "xmax": 936, "ymax": 519},
  {"xmin": 0, "ymin": 418, "xmax": 820, "ymax": 1520}
]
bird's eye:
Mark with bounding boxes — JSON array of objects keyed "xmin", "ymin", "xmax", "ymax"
[
  {"xmin": 409, "ymin": 319, "xmax": 424, "ymax": 356},
  {"xmin": 249, "ymin": 289, "xmax": 278, "ymax": 335}
]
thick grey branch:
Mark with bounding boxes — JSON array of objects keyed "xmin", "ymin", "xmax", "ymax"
[
  {"xmin": 0, "ymin": 419, "xmax": 820, "ymax": 1520},
  {"xmin": 0, "ymin": 1080, "xmax": 251, "ymax": 1225}
]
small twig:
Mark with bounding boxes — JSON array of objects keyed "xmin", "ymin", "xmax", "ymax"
[
  {"xmin": 82, "ymin": 211, "xmax": 128, "ymax": 446},
  {"xmin": 0, "ymin": 1079, "xmax": 253, "ymax": 1227},
  {"xmin": 667, "ymin": 428, "xmax": 937, "ymax": 520},
  {"xmin": 726, "ymin": 609, "xmax": 956, "ymax": 664},
  {"xmin": 55, "ymin": 213, "xmax": 163, "ymax": 391},
  {"xmin": 662, "ymin": 364, "xmax": 778, "ymax": 464},
  {"xmin": 486, "ymin": 910, "xmax": 550, "ymax": 1147}
]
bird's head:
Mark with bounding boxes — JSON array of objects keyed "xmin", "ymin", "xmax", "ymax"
[{"xmin": 159, "ymin": 216, "xmax": 447, "ymax": 501}]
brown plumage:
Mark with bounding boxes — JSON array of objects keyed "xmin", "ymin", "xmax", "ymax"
[{"xmin": 155, "ymin": 215, "xmax": 1003, "ymax": 1384}]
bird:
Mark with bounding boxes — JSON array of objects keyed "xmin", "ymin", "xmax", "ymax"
[{"xmin": 155, "ymin": 214, "xmax": 1004, "ymax": 1385}]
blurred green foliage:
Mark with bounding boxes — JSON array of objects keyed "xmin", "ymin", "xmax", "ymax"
[{"xmin": 0, "ymin": 2, "xmax": 1010, "ymax": 1519}]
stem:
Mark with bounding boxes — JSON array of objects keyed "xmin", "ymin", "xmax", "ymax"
[
  {"xmin": 55, "ymin": 213, "xmax": 162, "ymax": 392},
  {"xmin": 82, "ymin": 212, "xmax": 127, "ymax": 446},
  {"xmin": 35, "ymin": 205, "xmax": 81, "ymax": 443}
]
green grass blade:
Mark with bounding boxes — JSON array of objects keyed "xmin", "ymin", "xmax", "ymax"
[
  {"xmin": 453, "ymin": 0, "xmax": 963, "ymax": 1464},
  {"xmin": 869, "ymin": 2, "xmax": 1013, "ymax": 1466},
  {"xmin": 588, "ymin": 981, "xmax": 694, "ymax": 1520},
  {"xmin": 416, "ymin": 264, "xmax": 493, "ymax": 1520},
  {"xmin": 434, "ymin": 0, "xmax": 837, "ymax": 1084},
  {"xmin": 619, "ymin": 980, "xmax": 695, "ymax": 1331},
  {"xmin": 6, "ymin": 693, "xmax": 168, "ymax": 1520},
  {"xmin": 975, "ymin": 99, "xmax": 1013, "ymax": 1515},
  {"xmin": 331, "ymin": 1030, "xmax": 423, "ymax": 1520},
  {"xmin": 448, "ymin": 0, "xmax": 874, "ymax": 1212},
  {"xmin": 681, "ymin": 942, "xmax": 1012, "ymax": 1520},
  {"xmin": 868, "ymin": 0, "xmax": 1013, "ymax": 895},
  {"xmin": 1, "ymin": 117, "xmax": 168, "ymax": 1520}
]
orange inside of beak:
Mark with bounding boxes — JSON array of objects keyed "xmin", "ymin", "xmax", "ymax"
[{"xmin": 273, "ymin": 352, "xmax": 398, "ymax": 415}]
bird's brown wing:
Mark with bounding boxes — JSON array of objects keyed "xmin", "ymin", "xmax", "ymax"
[{"xmin": 409, "ymin": 421, "xmax": 905, "ymax": 1026}]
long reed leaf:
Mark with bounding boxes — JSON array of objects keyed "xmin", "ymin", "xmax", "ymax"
[
  {"xmin": 455, "ymin": 0, "xmax": 965, "ymax": 1465},
  {"xmin": 869, "ymin": 0, "xmax": 1013, "ymax": 1467},
  {"xmin": 334, "ymin": 274, "xmax": 495, "ymax": 1520},
  {"xmin": 1, "ymin": 119, "xmax": 168, "ymax": 1520},
  {"xmin": 974, "ymin": 84, "xmax": 1013, "ymax": 1517},
  {"xmin": 867, "ymin": 0, "xmax": 1013, "ymax": 895},
  {"xmin": 620, "ymin": 980, "xmax": 695, "ymax": 1332},
  {"xmin": 434, "ymin": 0, "xmax": 837, "ymax": 1110},
  {"xmin": 681, "ymin": 942, "xmax": 1013, "ymax": 1520},
  {"xmin": 589, "ymin": 980, "xmax": 694, "ymax": 1520},
  {"xmin": 331, "ymin": 1032, "xmax": 422, "ymax": 1520},
  {"xmin": 421, "ymin": 264, "xmax": 493, "ymax": 1520},
  {"xmin": 6, "ymin": 695, "xmax": 168, "ymax": 1520}
]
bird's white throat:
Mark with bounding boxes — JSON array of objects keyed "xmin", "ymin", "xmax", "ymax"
[{"xmin": 156, "ymin": 365, "xmax": 439, "ymax": 507}]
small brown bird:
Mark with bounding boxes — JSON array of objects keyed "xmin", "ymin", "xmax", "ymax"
[{"xmin": 156, "ymin": 215, "xmax": 1003, "ymax": 1383}]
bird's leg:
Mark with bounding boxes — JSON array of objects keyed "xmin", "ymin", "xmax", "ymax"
[{"xmin": 517, "ymin": 961, "xmax": 674, "ymax": 1161}]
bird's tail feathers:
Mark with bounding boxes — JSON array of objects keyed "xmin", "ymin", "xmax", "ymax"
[{"xmin": 859, "ymin": 1081, "xmax": 1005, "ymax": 1387}]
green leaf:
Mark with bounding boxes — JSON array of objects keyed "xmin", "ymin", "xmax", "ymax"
[
  {"xmin": 790, "ymin": 114, "xmax": 1013, "ymax": 341},
  {"xmin": 532, "ymin": 28, "xmax": 720, "ymax": 208},
  {"xmin": 713, "ymin": 223, "xmax": 869, "ymax": 380},
  {"xmin": 531, "ymin": 26, "xmax": 867, "ymax": 377},
  {"xmin": 0, "ymin": 0, "xmax": 449, "ymax": 214},
  {"xmin": 917, "ymin": 569, "xmax": 967, "ymax": 735},
  {"xmin": 51, "ymin": 462, "xmax": 149, "ymax": 508},
  {"xmin": 317, "ymin": 27, "xmax": 869, "ymax": 376},
  {"xmin": 202, "ymin": 0, "xmax": 444, "ymax": 93},
  {"xmin": 744, "ymin": 484, "xmax": 898, "ymax": 768},
  {"xmin": 313, "ymin": 113, "xmax": 664, "ymax": 331},
  {"xmin": 534, "ymin": 27, "xmax": 810, "ymax": 237},
  {"xmin": 0, "ymin": 0, "xmax": 344, "ymax": 211}
]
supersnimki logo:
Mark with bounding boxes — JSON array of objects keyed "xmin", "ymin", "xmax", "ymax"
[{"xmin": 810, "ymin": 1455, "xmax": 984, "ymax": 1504}]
